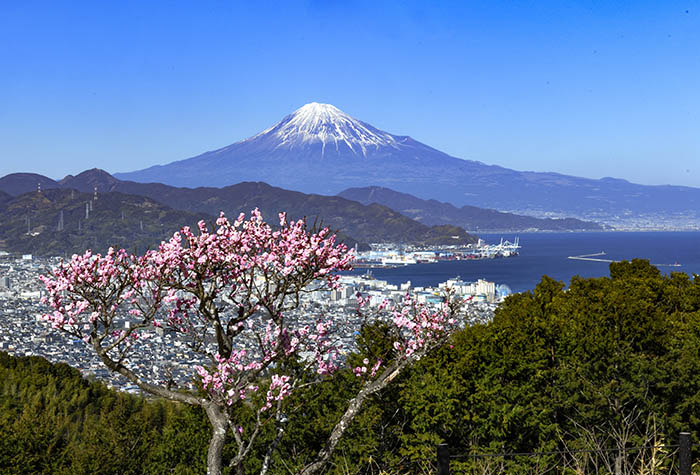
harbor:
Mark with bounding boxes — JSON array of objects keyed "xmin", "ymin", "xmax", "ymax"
[{"xmin": 355, "ymin": 237, "xmax": 521, "ymax": 269}]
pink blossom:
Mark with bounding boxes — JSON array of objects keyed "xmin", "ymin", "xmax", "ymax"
[{"xmin": 41, "ymin": 210, "xmax": 459, "ymax": 419}]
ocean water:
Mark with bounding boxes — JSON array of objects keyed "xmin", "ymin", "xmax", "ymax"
[{"xmin": 346, "ymin": 232, "xmax": 700, "ymax": 294}]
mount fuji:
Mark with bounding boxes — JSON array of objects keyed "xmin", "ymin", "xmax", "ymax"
[
  {"xmin": 116, "ymin": 102, "xmax": 461, "ymax": 193},
  {"xmin": 116, "ymin": 103, "xmax": 700, "ymax": 225}
]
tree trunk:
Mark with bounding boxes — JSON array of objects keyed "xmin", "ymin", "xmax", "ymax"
[
  {"xmin": 300, "ymin": 361, "xmax": 405, "ymax": 475},
  {"xmin": 205, "ymin": 403, "xmax": 229, "ymax": 475}
]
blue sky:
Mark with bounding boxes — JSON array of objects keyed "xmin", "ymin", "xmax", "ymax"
[{"xmin": 1, "ymin": 1, "xmax": 699, "ymax": 187}]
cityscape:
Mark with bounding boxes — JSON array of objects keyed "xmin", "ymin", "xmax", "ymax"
[{"xmin": 0, "ymin": 252, "xmax": 501, "ymax": 394}]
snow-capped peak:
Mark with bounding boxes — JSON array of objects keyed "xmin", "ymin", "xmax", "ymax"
[
  {"xmin": 248, "ymin": 102, "xmax": 400, "ymax": 157},
  {"xmin": 290, "ymin": 102, "xmax": 349, "ymax": 128}
]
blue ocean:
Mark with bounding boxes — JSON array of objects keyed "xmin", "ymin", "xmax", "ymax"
[{"xmin": 347, "ymin": 232, "xmax": 700, "ymax": 294}]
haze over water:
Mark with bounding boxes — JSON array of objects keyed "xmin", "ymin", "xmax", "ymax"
[{"xmin": 349, "ymin": 232, "xmax": 700, "ymax": 294}]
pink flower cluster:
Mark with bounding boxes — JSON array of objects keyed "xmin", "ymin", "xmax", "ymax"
[
  {"xmin": 40, "ymin": 247, "xmax": 141, "ymax": 336},
  {"xmin": 194, "ymin": 316, "xmax": 342, "ymax": 405},
  {"xmin": 151, "ymin": 209, "xmax": 353, "ymax": 293},
  {"xmin": 390, "ymin": 294, "xmax": 456, "ymax": 358},
  {"xmin": 195, "ymin": 351, "xmax": 262, "ymax": 406},
  {"xmin": 261, "ymin": 374, "xmax": 291, "ymax": 412},
  {"xmin": 353, "ymin": 358, "xmax": 382, "ymax": 378},
  {"xmin": 353, "ymin": 293, "xmax": 458, "ymax": 378},
  {"xmin": 307, "ymin": 318, "xmax": 342, "ymax": 375}
]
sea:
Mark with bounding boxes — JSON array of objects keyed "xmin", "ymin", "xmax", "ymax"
[{"xmin": 346, "ymin": 232, "xmax": 700, "ymax": 294}]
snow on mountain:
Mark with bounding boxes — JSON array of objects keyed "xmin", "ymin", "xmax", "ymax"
[{"xmin": 225, "ymin": 102, "xmax": 401, "ymax": 157}]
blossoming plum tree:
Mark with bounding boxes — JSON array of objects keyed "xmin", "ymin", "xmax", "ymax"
[{"xmin": 40, "ymin": 209, "xmax": 461, "ymax": 475}]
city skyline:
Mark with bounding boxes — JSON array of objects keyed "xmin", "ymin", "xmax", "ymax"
[{"xmin": 1, "ymin": 1, "xmax": 699, "ymax": 188}]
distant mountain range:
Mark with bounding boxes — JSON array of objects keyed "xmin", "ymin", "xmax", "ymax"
[
  {"xmin": 113, "ymin": 102, "xmax": 700, "ymax": 226},
  {"xmin": 0, "ymin": 170, "xmax": 485, "ymax": 255},
  {"xmin": 339, "ymin": 186, "xmax": 604, "ymax": 232}
]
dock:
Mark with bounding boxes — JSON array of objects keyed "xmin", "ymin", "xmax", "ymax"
[
  {"xmin": 568, "ymin": 252, "xmax": 681, "ymax": 268},
  {"xmin": 567, "ymin": 252, "xmax": 614, "ymax": 263}
]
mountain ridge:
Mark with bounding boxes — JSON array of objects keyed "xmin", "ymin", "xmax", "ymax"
[
  {"xmin": 44, "ymin": 168, "xmax": 605, "ymax": 233},
  {"xmin": 338, "ymin": 186, "xmax": 604, "ymax": 232},
  {"xmin": 0, "ymin": 169, "xmax": 480, "ymax": 252},
  {"xmin": 0, "ymin": 173, "xmax": 61, "ymax": 197},
  {"xmin": 113, "ymin": 103, "xmax": 700, "ymax": 226}
]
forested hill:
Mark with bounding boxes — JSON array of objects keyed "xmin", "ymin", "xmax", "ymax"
[
  {"xmin": 0, "ymin": 183, "xmax": 472, "ymax": 257},
  {"xmin": 0, "ymin": 190, "xmax": 11, "ymax": 207},
  {"xmin": 0, "ymin": 188, "xmax": 210, "ymax": 256},
  {"xmin": 61, "ymin": 169, "xmax": 478, "ymax": 245},
  {"xmin": 3, "ymin": 260, "xmax": 700, "ymax": 473},
  {"xmin": 339, "ymin": 186, "xmax": 604, "ymax": 232},
  {"xmin": 0, "ymin": 173, "xmax": 61, "ymax": 197},
  {"xmin": 1, "ymin": 168, "xmax": 479, "ymax": 250}
]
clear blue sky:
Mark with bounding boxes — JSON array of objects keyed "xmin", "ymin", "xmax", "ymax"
[{"xmin": 1, "ymin": 1, "xmax": 699, "ymax": 187}]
